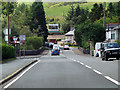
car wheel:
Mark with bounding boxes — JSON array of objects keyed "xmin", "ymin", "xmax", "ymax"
[
  {"xmin": 96, "ymin": 53, "xmax": 99, "ymax": 57},
  {"xmin": 104, "ymin": 53, "xmax": 108, "ymax": 61},
  {"xmin": 116, "ymin": 57, "xmax": 119, "ymax": 60},
  {"xmin": 101, "ymin": 52, "xmax": 104, "ymax": 60}
]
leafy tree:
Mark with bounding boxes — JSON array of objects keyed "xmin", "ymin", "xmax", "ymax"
[
  {"xmin": 75, "ymin": 20, "xmax": 105, "ymax": 49},
  {"xmin": 90, "ymin": 3, "xmax": 103, "ymax": 22},
  {"xmin": 29, "ymin": 2, "xmax": 48, "ymax": 41}
]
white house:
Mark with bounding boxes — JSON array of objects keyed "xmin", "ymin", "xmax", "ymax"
[
  {"xmin": 106, "ymin": 23, "xmax": 120, "ymax": 42},
  {"xmin": 65, "ymin": 29, "xmax": 76, "ymax": 44}
]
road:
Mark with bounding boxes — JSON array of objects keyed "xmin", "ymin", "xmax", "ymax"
[{"xmin": 3, "ymin": 49, "xmax": 119, "ymax": 89}]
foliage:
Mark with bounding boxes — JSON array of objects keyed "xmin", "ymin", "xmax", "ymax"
[
  {"xmin": 25, "ymin": 37, "xmax": 43, "ymax": 50},
  {"xmin": 115, "ymin": 40, "xmax": 120, "ymax": 46},
  {"xmin": 89, "ymin": 3, "xmax": 103, "ymax": 22},
  {"xmin": 2, "ymin": 44, "xmax": 15, "ymax": 59},
  {"xmin": 75, "ymin": 21, "xmax": 105, "ymax": 50},
  {"xmin": 29, "ymin": 2, "xmax": 48, "ymax": 42}
]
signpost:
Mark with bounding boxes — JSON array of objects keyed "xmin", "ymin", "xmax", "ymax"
[
  {"xmin": 19, "ymin": 35, "xmax": 26, "ymax": 58},
  {"xmin": 12, "ymin": 36, "xmax": 18, "ymax": 58}
]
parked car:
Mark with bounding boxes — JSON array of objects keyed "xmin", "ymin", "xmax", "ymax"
[
  {"xmin": 49, "ymin": 42, "xmax": 54, "ymax": 48},
  {"xmin": 64, "ymin": 45, "xmax": 69, "ymax": 50},
  {"xmin": 95, "ymin": 42, "xmax": 102, "ymax": 57},
  {"xmin": 51, "ymin": 44, "xmax": 60, "ymax": 55},
  {"xmin": 101, "ymin": 42, "xmax": 120, "ymax": 61}
]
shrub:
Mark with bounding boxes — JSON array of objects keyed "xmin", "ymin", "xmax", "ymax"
[
  {"xmin": 2, "ymin": 44, "xmax": 15, "ymax": 59},
  {"xmin": 26, "ymin": 37, "xmax": 43, "ymax": 50}
]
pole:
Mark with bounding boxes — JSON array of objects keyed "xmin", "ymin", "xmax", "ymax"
[
  {"xmin": 15, "ymin": 44, "xmax": 16, "ymax": 58},
  {"xmin": 7, "ymin": 2, "xmax": 9, "ymax": 45},
  {"xmin": 103, "ymin": 2, "xmax": 106, "ymax": 28},
  {"xmin": 24, "ymin": 43, "xmax": 25, "ymax": 58}
]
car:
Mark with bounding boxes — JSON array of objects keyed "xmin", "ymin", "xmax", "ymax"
[
  {"xmin": 64, "ymin": 45, "xmax": 69, "ymax": 50},
  {"xmin": 101, "ymin": 42, "xmax": 120, "ymax": 61},
  {"xmin": 51, "ymin": 44, "xmax": 60, "ymax": 55},
  {"xmin": 95, "ymin": 42, "xmax": 102, "ymax": 57},
  {"xmin": 49, "ymin": 42, "xmax": 54, "ymax": 48}
]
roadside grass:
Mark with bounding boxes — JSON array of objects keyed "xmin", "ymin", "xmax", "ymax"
[
  {"xmin": 0, "ymin": 58, "xmax": 16, "ymax": 64},
  {"xmin": 70, "ymin": 46, "xmax": 78, "ymax": 48}
]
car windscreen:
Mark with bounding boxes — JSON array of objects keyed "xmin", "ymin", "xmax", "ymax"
[
  {"xmin": 53, "ymin": 46, "xmax": 59, "ymax": 50},
  {"xmin": 105, "ymin": 43, "xmax": 119, "ymax": 49}
]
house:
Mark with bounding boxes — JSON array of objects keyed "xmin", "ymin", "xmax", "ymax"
[
  {"xmin": 47, "ymin": 35, "xmax": 65, "ymax": 43},
  {"xmin": 47, "ymin": 24, "xmax": 62, "ymax": 35},
  {"xmin": 65, "ymin": 28, "xmax": 76, "ymax": 44},
  {"xmin": 106, "ymin": 23, "xmax": 120, "ymax": 42},
  {"xmin": 47, "ymin": 24, "xmax": 65, "ymax": 43}
]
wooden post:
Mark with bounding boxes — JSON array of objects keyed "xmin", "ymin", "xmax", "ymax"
[
  {"xmin": 7, "ymin": 2, "xmax": 9, "ymax": 45},
  {"xmin": 103, "ymin": 2, "xmax": 106, "ymax": 28}
]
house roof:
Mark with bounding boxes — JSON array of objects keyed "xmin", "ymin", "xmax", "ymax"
[
  {"xmin": 47, "ymin": 35, "xmax": 65, "ymax": 39},
  {"xmin": 106, "ymin": 23, "xmax": 120, "ymax": 25},
  {"xmin": 65, "ymin": 29, "xmax": 75, "ymax": 36},
  {"xmin": 113, "ymin": 25, "xmax": 120, "ymax": 30}
]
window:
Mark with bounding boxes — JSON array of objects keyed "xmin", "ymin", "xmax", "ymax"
[
  {"xmin": 111, "ymin": 31, "xmax": 115, "ymax": 40},
  {"xmin": 118, "ymin": 30, "xmax": 120, "ymax": 40}
]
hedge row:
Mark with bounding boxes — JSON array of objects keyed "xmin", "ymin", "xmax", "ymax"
[
  {"xmin": 25, "ymin": 37, "xmax": 43, "ymax": 50},
  {"xmin": 2, "ymin": 44, "xmax": 15, "ymax": 59}
]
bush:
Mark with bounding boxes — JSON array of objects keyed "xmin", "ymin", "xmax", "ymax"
[
  {"xmin": 2, "ymin": 44, "xmax": 15, "ymax": 59},
  {"xmin": 26, "ymin": 37, "xmax": 43, "ymax": 50}
]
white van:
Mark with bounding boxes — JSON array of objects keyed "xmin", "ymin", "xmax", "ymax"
[{"xmin": 95, "ymin": 42, "xmax": 102, "ymax": 57}]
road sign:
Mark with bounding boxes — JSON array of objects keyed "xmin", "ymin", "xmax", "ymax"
[
  {"xmin": 12, "ymin": 36, "xmax": 18, "ymax": 45},
  {"xmin": 19, "ymin": 35, "xmax": 26, "ymax": 45},
  {"xmin": 19, "ymin": 35, "xmax": 26, "ymax": 41}
]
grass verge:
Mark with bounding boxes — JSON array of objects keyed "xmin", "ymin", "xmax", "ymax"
[
  {"xmin": 70, "ymin": 46, "xmax": 78, "ymax": 48},
  {"xmin": 0, "ymin": 58, "xmax": 16, "ymax": 64}
]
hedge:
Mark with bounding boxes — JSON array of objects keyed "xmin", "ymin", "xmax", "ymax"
[
  {"xmin": 2, "ymin": 44, "xmax": 15, "ymax": 59},
  {"xmin": 25, "ymin": 37, "xmax": 43, "ymax": 50}
]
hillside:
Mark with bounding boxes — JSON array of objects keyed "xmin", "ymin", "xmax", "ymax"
[{"xmin": 43, "ymin": 2, "xmax": 103, "ymax": 17}]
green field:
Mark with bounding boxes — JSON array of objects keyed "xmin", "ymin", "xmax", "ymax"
[{"xmin": 43, "ymin": 2, "xmax": 103, "ymax": 17}]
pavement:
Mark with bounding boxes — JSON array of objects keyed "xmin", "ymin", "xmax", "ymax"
[
  {"xmin": 2, "ymin": 49, "xmax": 119, "ymax": 89},
  {"xmin": 70, "ymin": 49, "xmax": 119, "ymax": 82},
  {"xmin": 0, "ymin": 50, "xmax": 49, "ymax": 81}
]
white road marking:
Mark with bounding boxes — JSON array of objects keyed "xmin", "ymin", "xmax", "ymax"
[
  {"xmin": 77, "ymin": 61, "xmax": 80, "ymax": 63},
  {"xmin": 104, "ymin": 76, "xmax": 120, "ymax": 85},
  {"xmin": 93, "ymin": 69, "xmax": 102, "ymax": 75},
  {"xmin": 4, "ymin": 60, "xmax": 40, "ymax": 89},
  {"xmin": 80, "ymin": 62, "xmax": 84, "ymax": 65},
  {"xmin": 85, "ymin": 65, "xmax": 92, "ymax": 69},
  {"xmin": 73, "ymin": 60, "xmax": 76, "ymax": 62}
]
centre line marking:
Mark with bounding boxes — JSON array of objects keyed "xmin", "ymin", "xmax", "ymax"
[
  {"xmin": 85, "ymin": 65, "xmax": 92, "ymax": 69},
  {"xmin": 104, "ymin": 76, "xmax": 120, "ymax": 86},
  {"xmin": 93, "ymin": 69, "xmax": 102, "ymax": 75},
  {"xmin": 80, "ymin": 62, "xmax": 84, "ymax": 65},
  {"xmin": 4, "ymin": 60, "xmax": 40, "ymax": 89}
]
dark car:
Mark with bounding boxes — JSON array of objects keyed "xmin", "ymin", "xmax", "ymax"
[{"xmin": 101, "ymin": 42, "xmax": 120, "ymax": 61}]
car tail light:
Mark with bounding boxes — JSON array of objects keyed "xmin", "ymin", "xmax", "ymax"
[{"xmin": 98, "ymin": 49, "xmax": 100, "ymax": 51}]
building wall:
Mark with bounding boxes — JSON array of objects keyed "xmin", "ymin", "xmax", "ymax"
[
  {"xmin": 65, "ymin": 35, "xmax": 74, "ymax": 43},
  {"xmin": 106, "ymin": 30, "xmax": 119, "ymax": 41}
]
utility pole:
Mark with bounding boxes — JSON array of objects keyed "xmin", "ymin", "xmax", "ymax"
[
  {"xmin": 7, "ymin": 2, "xmax": 9, "ymax": 45},
  {"xmin": 103, "ymin": 2, "xmax": 106, "ymax": 28}
]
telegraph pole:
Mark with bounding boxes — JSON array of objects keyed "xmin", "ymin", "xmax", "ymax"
[
  {"xmin": 103, "ymin": 2, "xmax": 106, "ymax": 28},
  {"xmin": 7, "ymin": 2, "xmax": 9, "ymax": 45}
]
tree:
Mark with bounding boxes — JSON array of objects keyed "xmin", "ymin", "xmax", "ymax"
[
  {"xmin": 90, "ymin": 3, "xmax": 103, "ymax": 22},
  {"xmin": 107, "ymin": 2, "xmax": 114, "ymax": 18},
  {"xmin": 75, "ymin": 20, "xmax": 105, "ymax": 49},
  {"xmin": 29, "ymin": 2, "xmax": 48, "ymax": 41}
]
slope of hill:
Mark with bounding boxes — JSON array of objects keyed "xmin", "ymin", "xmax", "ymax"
[{"xmin": 43, "ymin": 2, "xmax": 102, "ymax": 17}]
